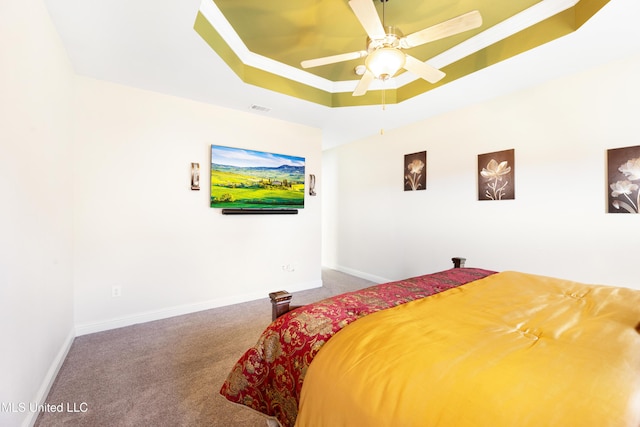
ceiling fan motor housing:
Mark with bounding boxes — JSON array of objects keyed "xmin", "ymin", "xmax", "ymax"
[{"xmin": 366, "ymin": 26, "xmax": 403, "ymax": 52}]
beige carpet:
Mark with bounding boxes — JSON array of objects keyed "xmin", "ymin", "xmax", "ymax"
[{"xmin": 35, "ymin": 269, "xmax": 374, "ymax": 427}]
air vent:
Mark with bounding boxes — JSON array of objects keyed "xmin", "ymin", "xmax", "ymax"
[{"xmin": 249, "ymin": 104, "xmax": 272, "ymax": 113}]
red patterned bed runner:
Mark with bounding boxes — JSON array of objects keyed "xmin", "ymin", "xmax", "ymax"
[{"xmin": 219, "ymin": 267, "xmax": 496, "ymax": 427}]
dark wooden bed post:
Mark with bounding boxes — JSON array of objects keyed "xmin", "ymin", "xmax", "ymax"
[
  {"xmin": 452, "ymin": 257, "xmax": 466, "ymax": 268},
  {"xmin": 269, "ymin": 291, "xmax": 293, "ymax": 321},
  {"xmin": 269, "ymin": 258, "xmax": 467, "ymax": 321}
]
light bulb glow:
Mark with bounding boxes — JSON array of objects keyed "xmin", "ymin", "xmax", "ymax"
[{"xmin": 365, "ymin": 47, "xmax": 405, "ymax": 80}]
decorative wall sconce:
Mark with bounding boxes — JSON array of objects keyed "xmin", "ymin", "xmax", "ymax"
[
  {"xmin": 309, "ymin": 174, "xmax": 317, "ymax": 196},
  {"xmin": 191, "ymin": 162, "xmax": 200, "ymax": 191}
]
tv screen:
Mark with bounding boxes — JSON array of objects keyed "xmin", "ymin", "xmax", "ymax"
[{"xmin": 210, "ymin": 145, "xmax": 305, "ymax": 209}]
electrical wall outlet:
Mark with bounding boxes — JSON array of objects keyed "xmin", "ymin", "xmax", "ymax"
[{"xmin": 111, "ymin": 285, "xmax": 122, "ymax": 297}]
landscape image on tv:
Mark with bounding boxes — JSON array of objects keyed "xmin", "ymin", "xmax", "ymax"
[{"xmin": 210, "ymin": 145, "xmax": 305, "ymax": 209}]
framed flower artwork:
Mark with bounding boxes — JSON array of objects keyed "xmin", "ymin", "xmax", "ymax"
[
  {"xmin": 478, "ymin": 149, "xmax": 515, "ymax": 201},
  {"xmin": 607, "ymin": 145, "xmax": 640, "ymax": 214},
  {"xmin": 404, "ymin": 151, "xmax": 426, "ymax": 191}
]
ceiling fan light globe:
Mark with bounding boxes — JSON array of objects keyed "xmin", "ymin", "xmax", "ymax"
[{"xmin": 365, "ymin": 47, "xmax": 405, "ymax": 80}]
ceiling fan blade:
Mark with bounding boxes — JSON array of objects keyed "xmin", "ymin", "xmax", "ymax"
[
  {"xmin": 403, "ymin": 55, "xmax": 445, "ymax": 84},
  {"xmin": 348, "ymin": 0, "xmax": 386, "ymax": 40},
  {"xmin": 353, "ymin": 70, "xmax": 375, "ymax": 97},
  {"xmin": 401, "ymin": 10, "xmax": 482, "ymax": 48},
  {"xmin": 301, "ymin": 50, "xmax": 368, "ymax": 68}
]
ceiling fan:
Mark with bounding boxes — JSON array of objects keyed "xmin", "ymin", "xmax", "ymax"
[{"xmin": 300, "ymin": 0, "xmax": 482, "ymax": 96}]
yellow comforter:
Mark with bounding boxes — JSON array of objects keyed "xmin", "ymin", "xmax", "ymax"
[{"xmin": 296, "ymin": 271, "xmax": 640, "ymax": 427}]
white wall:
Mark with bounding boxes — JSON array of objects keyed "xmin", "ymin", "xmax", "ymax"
[
  {"xmin": 73, "ymin": 77, "xmax": 323, "ymax": 334},
  {"xmin": 1, "ymin": 4, "xmax": 322, "ymax": 423},
  {"xmin": 323, "ymin": 54, "xmax": 640, "ymax": 290},
  {"xmin": 0, "ymin": 1, "xmax": 75, "ymax": 426}
]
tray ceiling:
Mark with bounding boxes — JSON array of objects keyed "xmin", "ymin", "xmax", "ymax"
[
  {"xmin": 195, "ymin": 0, "xmax": 609, "ymax": 107},
  {"xmin": 42, "ymin": 0, "xmax": 640, "ymax": 148}
]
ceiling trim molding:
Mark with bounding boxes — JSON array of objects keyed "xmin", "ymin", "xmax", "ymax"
[
  {"xmin": 194, "ymin": 0, "xmax": 609, "ymax": 108},
  {"xmin": 194, "ymin": 12, "xmax": 334, "ymax": 106}
]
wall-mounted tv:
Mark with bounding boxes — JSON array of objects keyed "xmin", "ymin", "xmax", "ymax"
[{"xmin": 210, "ymin": 145, "xmax": 305, "ymax": 209}]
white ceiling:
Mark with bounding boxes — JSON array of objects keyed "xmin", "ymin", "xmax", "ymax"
[{"xmin": 44, "ymin": 0, "xmax": 640, "ymax": 150}]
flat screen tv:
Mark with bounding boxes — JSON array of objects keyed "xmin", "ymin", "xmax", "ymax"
[{"xmin": 210, "ymin": 145, "xmax": 305, "ymax": 209}]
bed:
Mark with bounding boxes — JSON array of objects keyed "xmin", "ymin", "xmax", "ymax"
[{"xmin": 220, "ymin": 258, "xmax": 640, "ymax": 427}]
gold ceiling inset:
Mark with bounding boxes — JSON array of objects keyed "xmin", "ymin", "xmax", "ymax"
[{"xmin": 194, "ymin": 0, "xmax": 609, "ymax": 108}]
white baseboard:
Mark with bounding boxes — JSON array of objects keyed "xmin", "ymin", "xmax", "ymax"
[
  {"xmin": 23, "ymin": 328, "xmax": 75, "ymax": 427},
  {"xmin": 75, "ymin": 279, "xmax": 322, "ymax": 336},
  {"xmin": 329, "ymin": 264, "xmax": 391, "ymax": 284}
]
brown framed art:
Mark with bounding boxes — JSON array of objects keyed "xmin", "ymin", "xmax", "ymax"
[
  {"xmin": 607, "ymin": 145, "xmax": 640, "ymax": 214},
  {"xmin": 404, "ymin": 151, "xmax": 426, "ymax": 192},
  {"xmin": 478, "ymin": 149, "xmax": 515, "ymax": 201}
]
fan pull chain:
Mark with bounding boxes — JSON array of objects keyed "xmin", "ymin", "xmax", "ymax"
[{"xmin": 380, "ymin": 86, "xmax": 386, "ymax": 135}]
